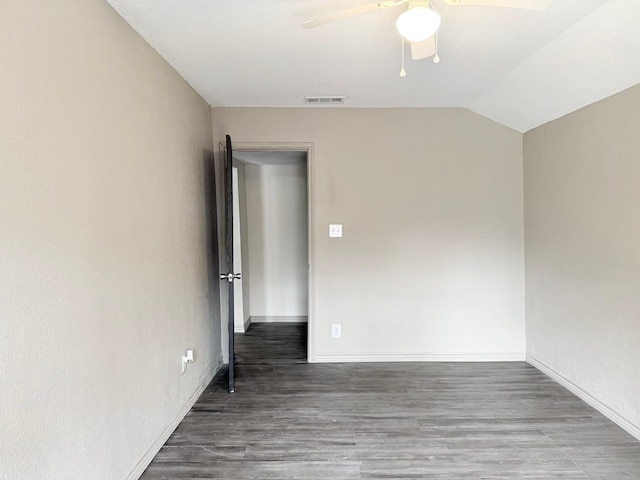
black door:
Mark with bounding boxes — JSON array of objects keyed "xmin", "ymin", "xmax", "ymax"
[{"xmin": 221, "ymin": 134, "xmax": 240, "ymax": 393}]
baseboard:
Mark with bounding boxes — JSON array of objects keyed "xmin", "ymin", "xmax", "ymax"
[
  {"xmin": 250, "ymin": 315, "xmax": 308, "ymax": 323},
  {"xmin": 527, "ymin": 355, "xmax": 640, "ymax": 442},
  {"xmin": 125, "ymin": 355, "xmax": 223, "ymax": 480},
  {"xmin": 233, "ymin": 316, "xmax": 251, "ymax": 334},
  {"xmin": 315, "ymin": 352, "xmax": 526, "ymax": 363}
]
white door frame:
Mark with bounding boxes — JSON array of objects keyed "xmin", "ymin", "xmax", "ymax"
[{"xmin": 232, "ymin": 142, "xmax": 316, "ymax": 363}]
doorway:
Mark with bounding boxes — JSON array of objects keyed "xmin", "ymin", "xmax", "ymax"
[{"xmin": 231, "ymin": 147, "xmax": 312, "ymax": 364}]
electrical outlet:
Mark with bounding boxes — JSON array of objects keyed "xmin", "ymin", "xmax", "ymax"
[
  {"xmin": 181, "ymin": 355, "xmax": 189, "ymax": 373},
  {"xmin": 331, "ymin": 324, "xmax": 341, "ymax": 338},
  {"xmin": 181, "ymin": 349, "xmax": 195, "ymax": 374}
]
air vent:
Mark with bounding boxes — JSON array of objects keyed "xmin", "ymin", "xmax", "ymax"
[{"xmin": 304, "ymin": 96, "xmax": 346, "ymax": 105}]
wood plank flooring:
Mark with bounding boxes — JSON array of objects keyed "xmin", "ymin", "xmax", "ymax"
[
  {"xmin": 141, "ymin": 323, "xmax": 640, "ymax": 479},
  {"xmin": 234, "ymin": 323, "xmax": 307, "ymax": 365}
]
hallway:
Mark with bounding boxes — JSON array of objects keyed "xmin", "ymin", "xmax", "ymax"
[{"xmin": 235, "ymin": 322, "xmax": 307, "ymax": 365}]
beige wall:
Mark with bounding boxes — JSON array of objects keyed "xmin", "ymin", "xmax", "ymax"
[
  {"xmin": 0, "ymin": 1, "xmax": 219, "ymax": 479},
  {"xmin": 213, "ymin": 108, "xmax": 525, "ymax": 361},
  {"xmin": 524, "ymin": 84, "xmax": 640, "ymax": 437},
  {"xmin": 245, "ymin": 163, "xmax": 309, "ymax": 318}
]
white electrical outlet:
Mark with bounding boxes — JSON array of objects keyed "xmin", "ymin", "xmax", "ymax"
[
  {"xmin": 331, "ymin": 324, "xmax": 341, "ymax": 338},
  {"xmin": 181, "ymin": 349, "xmax": 195, "ymax": 374},
  {"xmin": 181, "ymin": 355, "xmax": 189, "ymax": 373}
]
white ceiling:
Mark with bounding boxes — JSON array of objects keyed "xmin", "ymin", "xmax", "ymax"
[{"xmin": 105, "ymin": 0, "xmax": 640, "ymax": 132}]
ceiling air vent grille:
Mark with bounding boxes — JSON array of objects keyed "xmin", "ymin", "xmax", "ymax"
[{"xmin": 304, "ymin": 96, "xmax": 346, "ymax": 105}]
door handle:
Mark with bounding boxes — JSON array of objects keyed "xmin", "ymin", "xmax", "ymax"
[{"xmin": 220, "ymin": 272, "xmax": 242, "ymax": 283}]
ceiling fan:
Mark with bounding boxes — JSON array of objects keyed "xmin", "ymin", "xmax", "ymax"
[{"xmin": 303, "ymin": 0, "xmax": 551, "ymax": 69}]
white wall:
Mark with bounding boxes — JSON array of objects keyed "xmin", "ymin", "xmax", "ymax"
[
  {"xmin": 212, "ymin": 108, "xmax": 525, "ymax": 361},
  {"xmin": 232, "ymin": 166, "xmax": 251, "ymax": 332},
  {"xmin": 232, "ymin": 167, "xmax": 244, "ymax": 331},
  {"xmin": 245, "ymin": 163, "xmax": 309, "ymax": 318},
  {"xmin": 236, "ymin": 162, "xmax": 252, "ymax": 328},
  {"xmin": 0, "ymin": 1, "xmax": 220, "ymax": 478},
  {"xmin": 524, "ymin": 83, "xmax": 640, "ymax": 438}
]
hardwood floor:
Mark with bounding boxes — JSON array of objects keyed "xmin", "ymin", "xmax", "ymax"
[
  {"xmin": 141, "ymin": 323, "xmax": 640, "ymax": 479},
  {"xmin": 234, "ymin": 322, "xmax": 307, "ymax": 365}
]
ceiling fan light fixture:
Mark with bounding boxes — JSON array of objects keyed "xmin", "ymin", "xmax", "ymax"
[{"xmin": 396, "ymin": 6, "xmax": 441, "ymax": 42}]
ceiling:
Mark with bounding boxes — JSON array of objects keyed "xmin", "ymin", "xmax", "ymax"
[{"xmin": 105, "ymin": 0, "xmax": 640, "ymax": 132}]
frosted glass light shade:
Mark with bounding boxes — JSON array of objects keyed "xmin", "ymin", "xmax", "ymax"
[{"xmin": 396, "ymin": 6, "xmax": 441, "ymax": 42}]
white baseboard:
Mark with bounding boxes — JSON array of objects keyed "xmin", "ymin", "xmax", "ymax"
[
  {"xmin": 527, "ymin": 355, "xmax": 640, "ymax": 442},
  {"xmin": 125, "ymin": 355, "xmax": 223, "ymax": 480},
  {"xmin": 315, "ymin": 352, "xmax": 525, "ymax": 363},
  {"xmin": 234, "ymin": 316, "xmax": 251, "ymax": 334},
  {"xmin": 250, "ymin": 315, "xmax": 308, "ymax": 323}
]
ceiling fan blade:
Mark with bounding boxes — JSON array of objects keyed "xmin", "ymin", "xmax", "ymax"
[
  {"xmin": 444, "ymin": 0, "xmax": 551, "ymax": 10},
  {"xmin": 302, "ymin": 1, "xmax": 405, "ymax": 29},
  {"xmin": 410, "ymin": 36, "xmax": 436, "ymax": 60}
]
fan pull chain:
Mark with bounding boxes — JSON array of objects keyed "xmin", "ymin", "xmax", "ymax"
[
  {"xmin": 433, "ymin": 32, "xmax": 441, "ymax": 64},
  {"xmin": 400, "ymin": 37, "xmax": 407, "ymax": 77}
]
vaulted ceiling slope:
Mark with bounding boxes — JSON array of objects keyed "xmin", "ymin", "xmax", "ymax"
[{"xmin": 105, "ymin": 0, "xmax": 640, "ymax": 132}]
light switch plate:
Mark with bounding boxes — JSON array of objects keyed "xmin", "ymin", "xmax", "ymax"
[{"xmin": 329, "ymin": 224, "xmax": 342, "ymax": 238}]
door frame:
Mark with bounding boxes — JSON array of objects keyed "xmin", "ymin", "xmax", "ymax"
[{"xmin": 232, "ymin": 141, "xmax": 316, "ymax": 363}]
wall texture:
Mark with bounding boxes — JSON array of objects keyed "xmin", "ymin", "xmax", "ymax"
[
  {"xmin": 245, "ymin": 163, "xmax": 309, "ymax": 318},
  {"xmin": 0, "ymin": 1, "xmax": 220, "ymax": 478},
  {"xmin": 212, "ymin": 108, "xmax": 525, "ymax": 361},
  {"xmin": 524, "ymin": 84, "xmax": 640, "ymax": 437}
]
